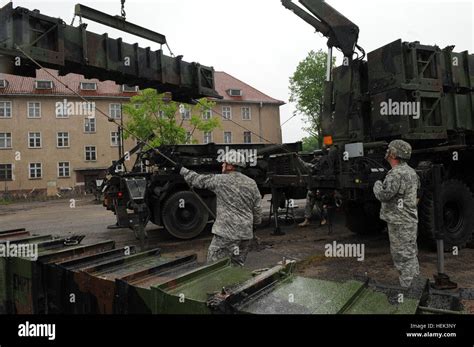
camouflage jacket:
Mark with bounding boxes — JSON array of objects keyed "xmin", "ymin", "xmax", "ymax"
[
  {"xmin": 373, "ymin": 162, "xmax": 420, "ymax": 225},
  {"xmin": 180, "ymin": 168, "xmax": 262, "ymax": 240},
  {"xmin": 298, "ymin": 157, "xmax": 316, "ymax": 172}
]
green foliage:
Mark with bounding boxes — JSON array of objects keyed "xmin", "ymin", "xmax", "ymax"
[
  {"xmin": 0, "ymin": 198, "xmax": 12, "ymax": 205},
  {"xmin": 302, "ymin": 136, "xmax": 320, "ymax": 152},
  {"xmin": 123, "ymin": 89, "xmax": 220, "ymax": 147},
  {"xmin": 289, "ymin": 50, "xmax": 334, "ymax": 148}
]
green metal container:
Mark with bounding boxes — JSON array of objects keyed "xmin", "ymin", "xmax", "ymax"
[
  {"xmin": 0, "ymin": 233, "xmax": 53, "ymax": 313},
  {"xmin": 70, "ymin": 249, "xmax": 177, "ymax": 314},
  {"xmin": 45, "ymin": 245, "xmax": 138, "ymax": 313},
  {"xmin": 6, "ymin": 237, "xmax": 115, "ymax": 314},
  {"xmin": 153, "ymin": 259, "xmax": 254, "ymax": 314},
  {"xmin": 237, "ymin": 277, "xmax": 420, "ymax": 314},
  {"xmin": 115, "ymin": 254, "xmax": 199, "ymax": 314}
]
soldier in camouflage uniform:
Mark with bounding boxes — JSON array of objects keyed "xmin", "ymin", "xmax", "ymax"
[
  {"xmin": 297, "ymin": 152, "xmax": 327, "ymax": 227},
  {"xmin": 179, "ymin": 150, "xmax": 262, "ymax": 266},
  {"xmin": 299, "ymin": 189, "xmax": 327, "ymax": 227},
  {"xmin": 373, "ymin": 140, "xmax": 421, "ymax": 288}
]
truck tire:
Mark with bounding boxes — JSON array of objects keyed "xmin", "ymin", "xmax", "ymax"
[
  {"xmin": 419, "ymin": 180, "xmax": 474, "ymax": 249},
  {"xmin": 344, "ymin": 201, "xmax": 386, "ymax": 235},
  {"xmin": 162, "ymin": 191, "xmax": 209, "ymax": 240}
]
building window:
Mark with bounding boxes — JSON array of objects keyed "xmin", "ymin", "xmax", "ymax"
[
  {"xmin": 224, "ymin": 132, "xmax": 232, "ymax": 144},
  {"xmin": 181, "ymin": 107, "xmax": 191, "ymax": 120},
  {"xmin": 222, "ymin": 106, "xmax": 232, "ymax": 120},
  {"xmin": 0, "ymin": 164, "xmax": 12, "ymax": 181},
  {"xmin": 84, "ymin": 118, "xmax": 96, "ymax": 133},
  {"xmin": 57, "ymin": 132, "xmax": 70, "ymax": 148},
  {"xmin": 28, "ymin": 102, "xmax": 41, "ymax": 118},
  {"xmin": 202, "ymin": 109, "xmax": 212, "ymax": 120},
  {"xmin": 82, "ymin": 102, "xmax": 95, "ymax": 117},
  {"xmin": 109, "ymin": 104, "xmax": 122, "ymax": 120},
  {"xmin": 242, "ymin": 107, "xmax": 251, "ymax": 120},
  {"xmin": 28, "ymin": 132, "xmax": 41, "ymax": 148},
  {"xmin": 80, "ymin": 82, "xmax": 97, "ymax": 91},
  {"xmin": 58, "ymin": 162, "xmax": 70, "ymax": 178},
  {"xmin": 203, "ymin": 132, "xmax": 212, "ymax": 144},
  {"xmin": 85, "ymin": 146, "xmax": 97, "ymax": 161},
  {"xmin": 0, "ymin": 133, "xmax": 12, "ymax": 149},
  {"xmin": 227, "ymin": 89, "xmax": 243, "ymax": 97},
  {"xmin": 111, "ymin": 131, "xmax": 120, "ymax": 147},
  {"xmin": 35, "ymin": 80, "xmax": 53, "ymax": 90},
  {"xmin": 244, "ymin": 131, "xmax": 252, "ymax": 144},
  {"xmin": 0, "ymin": 101, "xmax": 12, "ymax": 118},
  {"xmin": 122, "ymin": 85, "xmax": 139, "ymax": 92},
  {"xmin": 29, "ymin": 163, "xmax": 42, "ymax": 179}
]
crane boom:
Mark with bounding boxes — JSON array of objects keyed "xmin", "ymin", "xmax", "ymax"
[{"xmin": 282, "ymin": 0, "xmax": 360, "ymax": 58}]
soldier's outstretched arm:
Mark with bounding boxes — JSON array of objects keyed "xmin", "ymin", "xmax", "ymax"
[
  {"xmin": 180, "ymin": 168, "xmax": 218, "ymax": 191},
  {"xmin": 297, "ymin": 157, "xmax": 315, "ymax": 171},
  {"xmin": 373, "ymin": 172, "xmax": 401, "ymax": 202}
]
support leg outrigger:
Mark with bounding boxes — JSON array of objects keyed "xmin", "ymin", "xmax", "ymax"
[
  {"xmin": 130, "ymin": 202, "xmax": 149, "ymax": 252},
  {"xmin": 431, "ymin": 164, "xmax": 457, "ymax": 290},
  {"xmin": 271, "ymin": 187, "xmax": 285, "ymax": 236},
  {"xmin": 123, "ymin": 178, "xmax": 150, "ymax": 251}
]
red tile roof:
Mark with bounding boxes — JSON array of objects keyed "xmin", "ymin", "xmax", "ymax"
[
  {"xmin": 214, "ymin": 71, "xmax": 285, "ymax": 105},
  {"xmin": 0, "ymin": 69, "xmax": 137, "ymax": 98},
  {"xmin": 0, "ymin": 69, "xmax": 285, "ymax": 105}
]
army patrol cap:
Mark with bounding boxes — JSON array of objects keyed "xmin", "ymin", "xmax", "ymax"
[
  {"xmin": 313, "ymin": 149, "xmax": 324, "ymax": 156},
  {"xmin": 222, "ymin": 150, "xmax": 247, "ymax": 168},
  {"xmin": 388, "ymin": 140, "xmax": 412, "ymax": 160}
]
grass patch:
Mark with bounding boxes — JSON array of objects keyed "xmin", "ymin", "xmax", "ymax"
[{"xmin": 0, "ymin": 198, "xmax": 13, "ymax": 205}]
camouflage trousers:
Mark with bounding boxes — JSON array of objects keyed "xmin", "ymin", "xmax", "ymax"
[
  {"xmin": 304, "ymin": 190, "xmax": 326, "ymax": 220},
  {"xmin": 387, "ymin": 223, "xmax": 420, "ymax": 287},
  {"xmin": 207, "ymin": 235, "xmax": 252, "ymax": 267}
]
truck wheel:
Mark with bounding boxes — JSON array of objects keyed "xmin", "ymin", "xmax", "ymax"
[
  {"xmin": 419, "ymin": 180, "xmax": 474, "ymax": 249},
  {"xmin": 344, "ymin": 201, "xmax": 386, "ymax": 235},
  {"xmin": 162, "ymin": 191, "xmax": 209, "ymax": 240}
]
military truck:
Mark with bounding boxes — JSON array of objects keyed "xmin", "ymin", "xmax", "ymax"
[
  {"xmin": 281, "ymin": 0, "xmax": 474, "ymax": 249},
  {"xmin": 102, "ymin": 142, "xmax": 304, "ymax": 240}
]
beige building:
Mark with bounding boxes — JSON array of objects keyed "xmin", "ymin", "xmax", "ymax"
[
  {"xmin": 0, "ymin": 70, "xmax": 284, "ymax": 195},
  {"xmin": 205, "ymin": 71, "xmax": 284, "ymax": 145}
]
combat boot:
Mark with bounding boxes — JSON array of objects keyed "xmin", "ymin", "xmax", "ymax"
[{"xmin": 298, "ymin": 219, "xmax": 311, "ymax": 227}]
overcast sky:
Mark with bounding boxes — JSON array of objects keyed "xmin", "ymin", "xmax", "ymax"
[{"xmin": 2, "ymin": 0, "xmax": 473, "ymax": 143}]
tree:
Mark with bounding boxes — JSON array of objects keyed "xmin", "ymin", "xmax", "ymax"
[
  {"xmin": 289, "ymin": 50, "xmax": 333, "ymax": 149},
  {"xmin": 302, "ymin": 136, "xmax": 320, "ymax": 152},
  {"xmin": 122, "ymin": 89, "xmax": 220, "ymax": 147}
]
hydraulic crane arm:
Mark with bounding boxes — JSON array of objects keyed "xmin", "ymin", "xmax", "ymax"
[
  {"xmin": 282, "ymin": 0, "xmax": 360, "ymax": 58},
  {"xmin": 0, "ymin": 3, "xmax": 220, "ymax": 103}
]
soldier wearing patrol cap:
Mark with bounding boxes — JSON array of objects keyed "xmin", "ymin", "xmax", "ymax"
[
  {"xmin": 177, "ymin": 150, "xmax": 262, "ymax": 266},
  {"xmin": 373, "ymin": 140, "xmax": 421, "ymax": 288}
]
